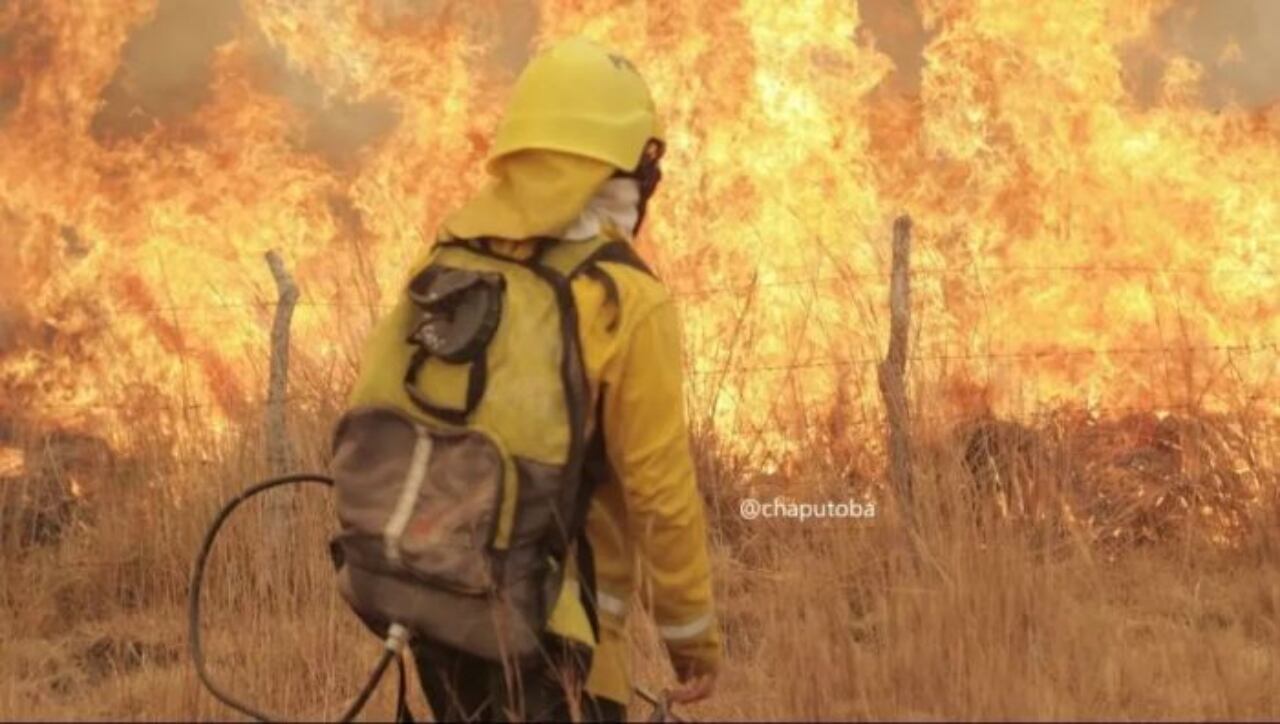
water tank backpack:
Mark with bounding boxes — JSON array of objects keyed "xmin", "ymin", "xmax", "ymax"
[{"xmin": 329, "ymin": 234, "xmax": 653, "ymax": 663}]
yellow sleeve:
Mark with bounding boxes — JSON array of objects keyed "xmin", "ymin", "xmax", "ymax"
[{"xmin": 602, "ymin": 297, "xmax": 722, "ymax": 677}]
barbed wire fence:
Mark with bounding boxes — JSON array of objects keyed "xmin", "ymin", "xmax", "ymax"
[
  {"xmin": 91, "ymin": 262, "xmax": 1277, "ymax": 316},
  {"xmin": 3, "ymin": 234, "xmax": 1277, "ymax": 454}
]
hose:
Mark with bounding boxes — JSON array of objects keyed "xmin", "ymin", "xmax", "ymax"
[
  {"xmin": 187, "ymin": 472, "xmax": 406, "ymax": 722},
  {"xmin": 190, "ymin": 473, "xmax": 684, "ymax": 722}
]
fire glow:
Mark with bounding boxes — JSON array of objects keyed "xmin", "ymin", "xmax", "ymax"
[{"xmin": 0, "ymin": 1, "xmax": 1276, "ymax": 453}]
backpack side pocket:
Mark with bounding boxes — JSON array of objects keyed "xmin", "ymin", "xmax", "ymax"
[{"xmin": 331, "ymin": 406, "xmax": 505, "ymax": 595}]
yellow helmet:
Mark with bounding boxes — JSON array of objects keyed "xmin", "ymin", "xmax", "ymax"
[{"xmin": 489, "ymin": 37, "xmax": 664, "ymax": 173}]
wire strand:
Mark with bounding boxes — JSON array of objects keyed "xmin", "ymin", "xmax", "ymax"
[
  {"xmin": 65, "ymin": 263, "xmax": 1279, "ymax": 314},
  {"xmin": 689, "ymin": 342, "xmax": 1279, "ymax": 376}
]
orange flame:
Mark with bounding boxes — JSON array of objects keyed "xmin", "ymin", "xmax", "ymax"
[
  {"xmin": 0, "ymin": 446, "xmax": 24, "ymax": 478},
  {"xmin": 0, "ymin": 0, "xmax": 1276, "ymax": 453}
]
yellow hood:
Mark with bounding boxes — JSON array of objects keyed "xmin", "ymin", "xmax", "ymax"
[{"xmin": 443, "ymin": 150, "xmax": 617, "ymax": 241}]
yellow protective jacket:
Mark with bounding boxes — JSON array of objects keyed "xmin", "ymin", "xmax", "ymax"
[
  {"xmin": 439, "ymin": 150, "xmax": 722, "ymax": 704},
  {"xmin": 572, "ymin": 242, "xmax": 721, "ymax": 703}
]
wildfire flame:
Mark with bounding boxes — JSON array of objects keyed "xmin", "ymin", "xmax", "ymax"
[
  {"xmin": 0, "ymin": 1, "xmax": 1276, "ymax": 454},
  {"xmin": 0, "ymin": 446, "xmax": 24, "ymax": 478}
]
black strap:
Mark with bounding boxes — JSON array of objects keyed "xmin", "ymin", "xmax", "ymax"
[
  {"xmin": 572, "ymin": 391, "xmax": 614, "ymax": 644},
  {"xmin": 613, "ymin": 138, "xmax": 666, "ymax": 237},
  {"xmin": 529, "ymin": 236, "xmax": 557, "ymax": 265},
  {"xmin": 401, "ymin": 241, "xmax": 497, "ymax": 425},
  {"xmin": 576, "ymin": 535, "xmax": 600, "ymax": 644},
  {"xmin": 432, "ymin": 236, "xmax": 589, "ymax": 476},
  {"xmin": 582, "ymin": 266, "xmax": 623, "ymax": 333},
  {"xmin": 403, "ymin": 345, "xmax": 488, "ymax": 425},
  {"xmin": 573, "ymin": 241, "xmax": 658, "ymax": 333},
  {"xmin": 439, "ymin": 236, "xmax": 655, "ymax": 283},
  {"xmin": 572, "ymin": 240, "xmax": 658, "ymax": 280},
  {"xmin": 438, "ymin": 235, "xmax": 560, "ymax": 265},
  {"xmin": 432, "ymin": 234, "xmax": 621, "ymax": 645},
  {"xmin": 395, "ymin": 656, "xmax": 415, "ymax": 723}
]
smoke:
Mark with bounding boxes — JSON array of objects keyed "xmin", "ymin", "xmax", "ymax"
[
  {"xmin": 366, "ymin": 0, "xmax": 537, "ymax": 76},
  {"xmin": 0, "ymin": 17, "xmax": 24, "ymax": 128},
  {"xmin": 857, "ymin": 0, "xmax": 1280, "ymax": 110},
  {"xmin": 89, "ymin": 0, "xmax": 398, "ymax": 167},
  {"xmin": 1124, "ymin": 0, "xmax": 1280, "ymax": 109},
  {"xmin": 0, "ymin": 217, "xmax": 21, "ymax": 355},
  {"xmin": 84, "ymin": 0, "xmax": 545, "ymax": 166},
  {"xmin": 251, "ymin": 45, "xmax": 400, "ymax": 169},
  {"xmin": 473, "ymin": 0, "xmax": 538, "ymax": 78},
  {"xmin": 856, "ymin": 0, "xmax": 926, "ymax": 96},
  {"xmin": 90, "ymin": 0, "xmax": 243, "ymax": 140},
  {"xmin": 10, "ymin": 0, "xmax": 1275, "ymax": 155}
]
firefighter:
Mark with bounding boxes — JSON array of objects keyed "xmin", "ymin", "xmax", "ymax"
[{"xmin": 406, "ymin": 37, "xmax": 722, "ymax": 721}]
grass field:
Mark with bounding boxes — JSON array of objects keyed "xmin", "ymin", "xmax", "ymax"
[
  {"xmin": 2, "ymin": 0, "xmax": 1277, "ymax": 720},
  {"xmin": 3, "ymin": 392, "xmax": 1278, "ymax": 721}
]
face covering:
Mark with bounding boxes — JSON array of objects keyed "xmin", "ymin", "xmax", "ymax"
[
  {"xmin": 560, "ymin": 176, "xmax": 642, "ymax": 242},
  {"xmin": 443, "ymin": 150, "xmax": 617, "ymax": 242}
]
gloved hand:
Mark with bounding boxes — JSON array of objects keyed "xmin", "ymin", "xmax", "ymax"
[{"xmin": 666, "ymin": 667, "xmax": 717, "ymax": 705}]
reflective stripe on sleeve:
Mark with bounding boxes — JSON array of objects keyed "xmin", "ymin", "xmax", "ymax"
[
  {"xmin": 596, "ymin": 589, "xmax": 628, "ymax": 617},
  {"xmin": 658, "ymin": 612, "xmax": 714, "ymax": 642}
]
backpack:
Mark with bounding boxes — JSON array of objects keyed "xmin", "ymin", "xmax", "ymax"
[{"xmin": 328, "ymin": 234, "xmax": 652, "ymax": 663}]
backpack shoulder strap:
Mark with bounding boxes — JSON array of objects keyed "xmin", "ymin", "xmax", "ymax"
[
  {"xmin": 434, "ymin": 235, "xmax": 656, "ymax": 280},
  {"xmin": 555, "ymin": 238, "xmax": 659, "ymax": 333},
  {"xmin": 572, "ymin": 239, "xmax": 658, "ymax": 280}
]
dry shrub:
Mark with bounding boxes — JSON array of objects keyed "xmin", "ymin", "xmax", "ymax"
[
  {"xmin": 664, "ymin": 406, "xmax": 1280, "ymax": 721},
  {"xmin": 2, "ymin": 398, "xmax": 1278, "ymax": 720},
  {"xmin": 947, "ymin": 408, "xmax": 1277, "ymax": 550}
]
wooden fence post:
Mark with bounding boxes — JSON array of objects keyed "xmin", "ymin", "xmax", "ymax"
[
  {"xmin": 878, "ymin": 216, "xmax": 914, "ymax": 511},
  {"xmin": 261, "ymin": 250, "xmax": 299, "ymax": 595},
  {"xmin": 264, "ymin": 250, "xmax": 298, "ymax": 476}
]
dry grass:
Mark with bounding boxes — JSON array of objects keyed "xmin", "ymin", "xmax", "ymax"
[{"xmin": 2, "ymin": 399, "xmax": 1279, "ymax": 721}]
